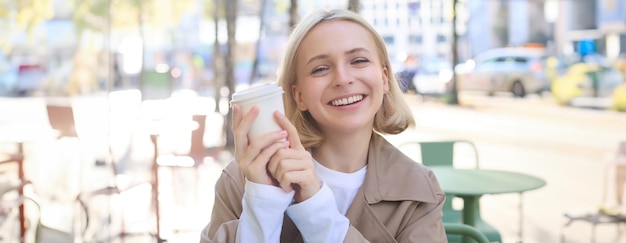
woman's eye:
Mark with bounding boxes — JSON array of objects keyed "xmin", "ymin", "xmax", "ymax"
[
  {"xmin": 353, "ymin": 58, "xmax": 370, "ymax": 64},
  {"xmin": 311, "ymin": 66, "xmax": 328, "ymax": 74}
]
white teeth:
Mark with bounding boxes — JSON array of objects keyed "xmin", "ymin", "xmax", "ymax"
[{"xmin": 331, "ymin": 95, "xmax": 363, "ymax": 106}]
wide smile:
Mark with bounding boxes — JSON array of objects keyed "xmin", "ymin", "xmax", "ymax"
[{"xmin": 330, "ymin": 94, "xmax": 365, "ymax": 106}]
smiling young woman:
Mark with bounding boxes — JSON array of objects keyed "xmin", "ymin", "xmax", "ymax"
[{"xmin": 200, "ymin": 9, "xmax": 446, "ymax": 243}]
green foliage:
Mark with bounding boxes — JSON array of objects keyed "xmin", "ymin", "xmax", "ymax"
[
  {"xmin": 0, "ymin": 0, "xmax": 54, "ymax": 51},
  {"xmin": 72, "ymin": 0, "xmax": 109, "ymax": 32},
  {"xmin": 0, "ymin": 0, "xmax": 53, "ymax": 32},
  {"xmin": 71, "ymin": 0, "xmax": 196, "ymax": 33}
]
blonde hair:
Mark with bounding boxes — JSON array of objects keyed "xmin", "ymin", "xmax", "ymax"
[{"xmin": 277, "ymin": 9, "xmax": 415, "ymax": 148}]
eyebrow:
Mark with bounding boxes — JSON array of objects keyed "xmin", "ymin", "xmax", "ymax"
[{"xmin": 305, "ymin": 47, "xmax": 371, "ymax": 65}]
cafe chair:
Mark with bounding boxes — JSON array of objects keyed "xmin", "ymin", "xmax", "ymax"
[
  {"xmin": 398, "ymin": 140, "xmax": 501, "ymax": 243},
  {"xmin": 0, "ymin": 97, "xmax": 57, "ymax": 242},
  {"xmin": 0, "ymin": 154, "xmax": 42, "ymax": 243},
  {"xmin": 398, "ymin": 140, "xmax": 481, "ymax": 168},
  {"xmin": 156, "ymin": 112, "xmax": 226, "ymax": 199},
  {"xmin": 444, "ymin": 222, "xmax": 490, "ymax": 243},
  {"xmin": 153, "ymin": 91, "xmax": 228, "ymax": 198},
  {"xmin": 70, "ymin": 89, "xmax": 161, "ymax": 242},
  {"xmin": 561, "ymin": 141, "xmax": 626, "ymax": 243},
  {"xmin": 46, "ymin": 101, "xmax": 79, "ymax": 139}
]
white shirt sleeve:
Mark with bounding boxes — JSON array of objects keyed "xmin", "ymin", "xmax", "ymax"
[
  {"xmin": 236, "ymin": 180, "xmax": 295, "ymax": 243},
  {"xmin": 286, "ymin": 182, "xmax": 350, "ymax": 243}
]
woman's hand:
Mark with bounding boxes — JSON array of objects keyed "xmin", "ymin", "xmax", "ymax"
[
  {"xmin": 268, "ymin": 111, "xmax": 321, "ymax": 203},
  {"xmin": 232, "ymin": 104, "xmax": 289, "ymax": 186}
]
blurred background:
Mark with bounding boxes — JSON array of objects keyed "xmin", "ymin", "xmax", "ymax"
[{"xmin": 0, "ymin": 0, "xmax": 625, "ymax": 242}]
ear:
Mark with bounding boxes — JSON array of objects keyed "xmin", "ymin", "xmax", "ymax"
[
  {"xmin": 382, "ymin": 66, "xmax": 390, "ymax": 94},
  {"xmin": 292, "ymin": 84, "xmax": 308, "ymax": 111}
]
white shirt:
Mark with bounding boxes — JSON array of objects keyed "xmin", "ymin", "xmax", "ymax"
[
  {"xmin": 313, "ymin": 159, "xmax": 367, "ymax": 215},
  {"xmin": 236, "ymin": 160, "xmax": 367, "ymax": 243}
]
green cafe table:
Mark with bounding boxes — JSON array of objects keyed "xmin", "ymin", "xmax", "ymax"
[{"xmin": 430, "ymin": 166, "xmax": 546, "ymax": 242}]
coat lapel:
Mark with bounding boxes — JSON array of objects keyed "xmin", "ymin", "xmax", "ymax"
[
  {"xmin": 342, "ymin": 134, "xmax": 440, "ymax": 241},
  {"xmin": 345, "ymin": 188, "xmax": 396, "ymax": 242}
]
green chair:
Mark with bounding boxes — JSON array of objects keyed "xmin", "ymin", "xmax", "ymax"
[
  {"xmin": 399, "ymin": 140, "xmax": 501, "ymax": 243},
  {"xmin": 444, "ymin": 222, "xmax": 490, "ymax": 243},
  {"xmin": 417, "ymin": 140, "xmax": 480, "ymax": 168}
]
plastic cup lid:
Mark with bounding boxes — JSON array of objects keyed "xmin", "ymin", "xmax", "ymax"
[{"xmin": 231, "ymin": 82, "xmax": 283, "ymax": 103}]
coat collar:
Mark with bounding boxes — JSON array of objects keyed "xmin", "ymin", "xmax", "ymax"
[{"xmin": 361, "ymin": 133, "xmax": 439, "ymax": 204}]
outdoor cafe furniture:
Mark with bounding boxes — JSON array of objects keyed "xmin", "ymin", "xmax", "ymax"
[
  {"xmin": 0, "ymin": 97, "xmax": 59, "ymax": 243},
  {"xmin": 399, "ymin": 140, "xmax": 502, "ymax": 242},
  {"xmin": 444, "ymin": 222, "xmax": 490, "ymax": 243},
  {"xmin": 561, "ymin": 141, "xmax": 626, "ymax": 243},
  {"xmin": 431, "ymin": 166, "xmax": 546, "ymax": 243},
  {"xmin": 140, "ymin": 97, "xmax": 200, "ymax": 242}
]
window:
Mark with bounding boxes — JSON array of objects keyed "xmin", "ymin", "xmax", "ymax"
[
  {"xmin": 383, "ymin": 36, "xmax": 395, "ymax": 45},
  {"xmin": 408, "ymin": 1, "xmax": 420, "ymax": 15},
  {"xmin": 409, "ymin": 35, "xmax": 423, "ymax": 44},
  {"xmin": 437, "ymin": 35, "xmax": 447, "ymax": 43},
  {"xmin": 513, "ymin": 57, "xmax": 528, "ymax": 64}
]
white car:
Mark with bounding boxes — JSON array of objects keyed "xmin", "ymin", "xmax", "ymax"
[
  {"xmin": 0, "ymin": 53, "xmax": 18, "ymax": 96},
  {"xmin": 457, "ymin": 48, "xmax": 548, "ymax": 98},
  {"xmin": 411, "ymin": 57, "xmax": 453, "ymax": 96}
]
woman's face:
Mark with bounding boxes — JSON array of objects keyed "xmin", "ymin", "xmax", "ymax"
[{"xmin": 293, "ymin": 20, "xmax": 389, "ymax": 134}]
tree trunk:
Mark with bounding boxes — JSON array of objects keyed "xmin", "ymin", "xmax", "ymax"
[
  {"xmin": 348, "ymin": 0, "xmax": 360, "ymax": 13},
  {"xmin": 212, "ymin": 0, "xmax": 222, "ymax": 113},
  {"xmin": 289, "ymin": 0, "xmax": 298, "ymax": 31},
  {"xmin": 448, "ymin": 0, "xmax": 459, "ymax": 105},
  {"xmin": 224, "ymin": 0, "xmax": 238, "ymax": 147},
  {"xmin": 137, "ymin": 3, "xmax": 146, "ymax": 99},
  {"xmin": 249, "ymin": 0, "xmax": 267, "ymax": 85}
]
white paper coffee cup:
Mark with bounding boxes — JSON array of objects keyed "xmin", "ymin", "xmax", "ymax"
[{"xmin": 230, "ymin": 82, "xmax": 285, "ymax": 139}]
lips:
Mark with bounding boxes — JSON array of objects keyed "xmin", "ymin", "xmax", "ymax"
[{"xmin": 330, "ymin": 94, "xmax": 364, "ymax": 106}]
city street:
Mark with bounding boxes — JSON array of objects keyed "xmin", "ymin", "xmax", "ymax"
[
  {"xmin": 4, "ymin": 91, "xmax": 626, "ymax": 243},
  {"xmin": 388, "ymin": 92, "xmax": 626, "ymax": 243}
]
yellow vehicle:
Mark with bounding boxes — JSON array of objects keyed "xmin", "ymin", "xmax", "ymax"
[
  {"xmin": 551, "ymin": 62, "xmax": 625, "ymax": 110},
  {"xmin": 613, "ymin": 82, "xmax": 626, "ymax": 111}
]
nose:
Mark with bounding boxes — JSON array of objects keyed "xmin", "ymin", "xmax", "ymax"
[{"xmin": 333, "ymin": 64, "xmax": 353, "ymax": 86}]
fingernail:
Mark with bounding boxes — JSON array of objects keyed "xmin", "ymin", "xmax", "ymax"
[{"xmin": 278, "ymin": 130, "xmax": 287, "ymax": 136}]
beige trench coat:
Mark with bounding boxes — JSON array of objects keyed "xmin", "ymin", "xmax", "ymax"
[{"xmin": 199, "ymin": 133, "xmax": 447, "ymax": 242}]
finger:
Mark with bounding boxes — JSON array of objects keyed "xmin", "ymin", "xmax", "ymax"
[
  {"xmin": 240, "ymin": 129, "xmax": 288, "ymax": 168},
  {"xmin": 247, "ymin": 140, "xmax": 290, "ymax": 183},
  {"xmin": 268, "ymin": 148, "xmax": 313, "ymax": 180},
  {"xmin": 272, "ymin": 157, "xmax": 312, "ymax": 191},
  {"xmin": 231, "ymin": 105, "xmax": 245, "ymax": 156},
  {"xmin": 231, "ymin": 104, "xmax": 242, "ymax": 129},
  {"xmin": 236, "ymin": 105, "xmax": 260, "ymax": 142},
  {"xmin": 277, "ymin": 170, "xmax": 315, "ymax": 194},
  {"xmin": 282, "ymin": 170, "xmax": 321, "ymax": 202},
  {"xmin": 274, "ymin": 111, "xmax": 304, "ymax": 150},
  {"xmin": 233, "ymin": 106, "xmax": 259, "ymax": 159},
  {"xmin": 266, "ymin": 145, "xmax": 290, "ymax": 179}
]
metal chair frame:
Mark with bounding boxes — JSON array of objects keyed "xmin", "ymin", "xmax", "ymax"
[
  {"xmin": 399, "ymin": 140, "xmax": 501, "ymax": 243},
  {"xmin": 561, "ymin": 141, "xmax": 626, "ymax": 243}
]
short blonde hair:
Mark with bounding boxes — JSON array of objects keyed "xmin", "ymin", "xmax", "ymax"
[{"xmin": 277, "ymin": 9, "xmax": 415, "ymax": 148}]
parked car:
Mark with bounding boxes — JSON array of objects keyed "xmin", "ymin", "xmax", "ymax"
[
  {"xmin": 0, "ymin": 53, "xmax": 18, "ymax": 96},
  {"xmin": 397, "ymin": 68, "xmax": 417, "ymax": 93},
  {"xmin": 614, "ymin": 54, "xmax": 626, "ymax": 76},
  {"xmin": 551, "ymin": 62, "xmax": 625, "ymax": 107},
  {"xmin": 14, "ymin": 56, "xmax": 46, "ymax": 96},
  {"xmin": 612, "ymin": 82, "xmax": 626, "ymax": 112},
  {"xmin": 412, "ymin": 57, "xmax": 453, "ymax": 96},
  {"xmin": 0, "ymin": 54, "xmax": 47, "ymax": 96},
  {"xmin": 456, "ymin": 47, "xmax": 548, "ymax": 98}
]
